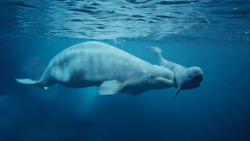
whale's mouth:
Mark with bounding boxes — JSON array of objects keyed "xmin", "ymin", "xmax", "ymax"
[
  {"xmin": 192, "ymin": 74, "xmax": 203, "ymax": 84},
  {"xmin": 180, "ymin": 74, "xmax": 203, "ymax": 90}
]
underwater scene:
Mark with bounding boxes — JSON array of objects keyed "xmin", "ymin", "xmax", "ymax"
[{"xmin": 0, "ymin": 0, "xmax": 250, "ymax": 141}]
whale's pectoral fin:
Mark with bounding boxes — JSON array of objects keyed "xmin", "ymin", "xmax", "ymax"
[
  {"xmin": 99, "ymin": 80, "xmax": 122, "ymax": 95},
  {"xmin": 51, "ymin": 66, "xmax": 71, "ymax": 82},
  {"xmin": 173, "ymin": 87, "xmax": 181, "ymax": 97}
]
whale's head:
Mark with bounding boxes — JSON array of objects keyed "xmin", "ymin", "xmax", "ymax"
[
  {"xmin": 146, "ymin": 65, "xmax": 175, "ymax": 89},
  {"xmin": 173, "ymin": 66, "xmax": 204, "ymax": 97},
  {"xmin": 183, "ymin": 66, "xmax": 204, "ymax": 89}
]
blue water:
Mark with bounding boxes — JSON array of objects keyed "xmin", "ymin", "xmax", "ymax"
[{"xmin": 1, "ymin": 0, "xmax": 250, "ymax": 141}]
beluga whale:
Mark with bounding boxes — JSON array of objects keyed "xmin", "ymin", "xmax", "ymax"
[
  {"xmin": 15, "ymin": 41, "xmax": 175, "ymax": 96},
  {"xmin": 147, "ymin": 47, "xmax": 204, "ymax": 97}
]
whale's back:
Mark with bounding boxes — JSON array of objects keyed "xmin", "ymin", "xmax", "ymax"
[{"xmin": 45, "ymin": 41, "xmax": 152, "ymax": 87}]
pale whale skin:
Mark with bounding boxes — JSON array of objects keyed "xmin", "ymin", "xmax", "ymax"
[
  {"xmin": 16, "ymin": 41, "xmax": 175, "ymax": 96},
  {"xmin": 147, "ymin": 46, "xmax": 204, "ymax": 97}
]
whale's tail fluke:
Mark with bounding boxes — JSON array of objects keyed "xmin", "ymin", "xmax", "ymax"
[
  {"xmin": 147, "ymin": 47, "xmax": 162, "ymax": 55},
  {"xmin": 147, "ymin": 46, "xmax": 166, "ymax": 68},
  {"xmin": 15, "ymin": 78, "xmax": 48, "ymax": 90}
]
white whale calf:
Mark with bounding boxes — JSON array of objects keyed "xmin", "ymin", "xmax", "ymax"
[
  {"xmin": 15, "ymin": 41, "xmax": 175, "ymax": 96},
  {"xmin": 147, "ymin": 47, "xmax": 204, "ymax": 97}
]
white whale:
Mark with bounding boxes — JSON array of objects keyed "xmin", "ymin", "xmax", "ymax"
[
  {"xmin": 147, "ymin": 47, "xmax": 204, "ymax": 97},
  {"xmin": 15, "ymin": 41, "xmax": 175, "ymax": 96}
]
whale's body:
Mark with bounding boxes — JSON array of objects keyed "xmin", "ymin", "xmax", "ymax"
[
  {"xmin": 16, "ymin": 41, "xmax": 175, "ymax": 96},
  {"xmin": 147, "ymin": 47, "xmax": 204, "ymax": 97}
]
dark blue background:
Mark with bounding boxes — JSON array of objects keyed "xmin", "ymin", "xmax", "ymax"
[{"xmin": 0, "ymin": 37, "xmax": 250, "ymax": 141}]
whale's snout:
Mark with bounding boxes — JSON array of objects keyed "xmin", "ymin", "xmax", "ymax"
[
  {"xmin": 181, "ymin": 72, "xmax": 203, "ymax": 91},
  {"xmin": 186, "ymin": 66, "xmax": 204, "ymax": 85},
  {"xmin": 192, "ymin": 74, "xmax": 203, "ymax": 84}
]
